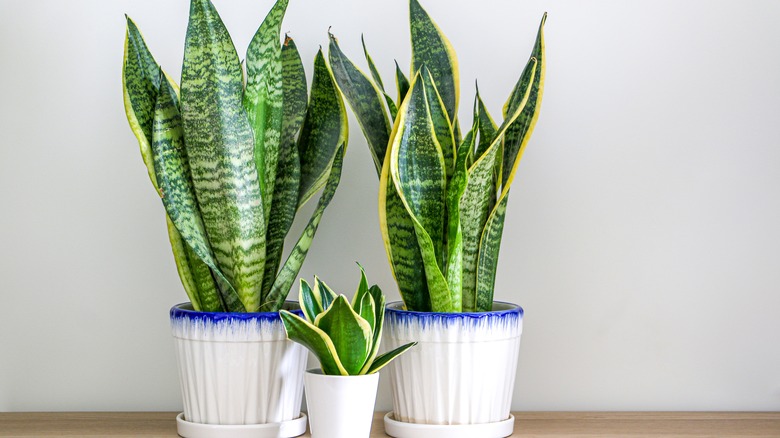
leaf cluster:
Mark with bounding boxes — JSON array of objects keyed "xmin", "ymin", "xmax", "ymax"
[
  {"xmin": 329, "ymin": 0, "xmax": 547, "ymax": 312},
  {"xmin": 280, "ymin": 267, "xmax": 416, "ymax": 375}
]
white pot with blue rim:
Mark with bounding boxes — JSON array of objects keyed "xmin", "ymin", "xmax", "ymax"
[
  {"xmin": 382, "ymin": 302, "xmax": 524, "ymax": 438},
  {"xmin": 170, "ymin": 302, "xmax": 309, "ymax": 438}
]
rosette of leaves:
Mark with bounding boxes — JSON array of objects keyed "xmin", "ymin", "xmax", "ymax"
[
  {"xmin": 280, "ymin": 268, "xmax": 416, "ymax": 375},
  {"xmin": 123, "ymin": 0, "xmax": 347, "ymax": 312},
  {"xmin": 328, "ymin": 0, "xmax": 546, "ymax": 312}
]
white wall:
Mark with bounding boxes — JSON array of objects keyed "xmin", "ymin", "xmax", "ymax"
[{"xmin": 1, "ymin": 0, "xmax": 779, "ymax": 412}]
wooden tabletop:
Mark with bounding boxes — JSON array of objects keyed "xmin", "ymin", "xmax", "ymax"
[{"xmin": 0, "ymin": 411, "xmax": 778, "ymax": 437}]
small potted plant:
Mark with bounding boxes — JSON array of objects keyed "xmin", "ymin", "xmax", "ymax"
[
  {"xmin": 280, "ymin": 268, "xmax": 416, "ymax": 438},
  {"xmin": 328, "ymin": 0, "xmax": 545, "ymax": 436},
  {"xmin": 122, "ymin": 0, "xmax": 346, "ymax": 436}
]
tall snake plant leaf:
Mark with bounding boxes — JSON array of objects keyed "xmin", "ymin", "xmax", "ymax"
[
  {"xmin": 313, "ymin": 296, "xmax": 372, "ymax": 375},
  {"xmin": 459, "ymin": 58, "xmax": 536, "ymax": 311},
  {"xmin": 410, "ymin": 0, "xmax": 459, "ymax": 124},
  {"xmin": 151, "ymin": 74, "xmax": 240, "ymax": 312},
  {"xmin": 297, "ymin": 49, "xmax": 348, "ymax": 208},
  {"xmin": 475, "ymin": 15, "xmax": 546, "ymax": 311},
  {"xmin": 261, "ymin": 144, "xmax": 346, "ymax": 311},
  {"xmin": 395, "ymin": 61, "xmax": 410, "ymax": 107},
  {"xmin": 181, "ymin": 0, "xmax": 265, "ymax": 312},
  {"xmin": 501, "ymin": 13, "xmax": 546, "ymax": 190},
  {"xmin": 280, "ymin": 310, "xmax": 348, "ymax": 375},
  {"xmin": 389, "ymin": 74, "xmax": 453, "ymax": 312},
  {"xmin": 444, "ymin": 122, "xmax": 477, "ymax": 312},
  {"xmin": 244, "ymin": 0, "xmax": 288, "ymax": 226},
  {"xmin": 328, "ymin": 34, "xmax": 391, "ymax": 175},
  {"xmin": 474, "ymin": 87, "xmax": 499, "ymax": 162},
  {"xmin": 421, "ymin": 67, "xmax": 455, "ymax": 178},
  {"xmin": 124, "ymin": 17, "xmax": 216, "ymax": 311},
  {"xmin": 361, "ymin": 36, "xmax": 400, "ymax": 121},
  {"xmin": 262, "ymin": 37, "xmax": 307, "ymax": 298},
  {"xmin": 379, "ymin": 160, "xmax": 431, "ymax": 311}
]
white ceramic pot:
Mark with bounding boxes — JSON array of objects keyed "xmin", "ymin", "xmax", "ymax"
[
  {"xmin": 382, "ymin": 301, "xmax": 523, "ymax": 438},
  {"xmin": 170, "ymin": 302, "xmax": 308, "ymax": 438},
  {"xmin": 304, "ymin": 368, "xmax": 380, "ymax": 438}
]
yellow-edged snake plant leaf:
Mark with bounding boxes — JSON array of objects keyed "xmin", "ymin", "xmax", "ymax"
[
  {"xmin": 359, "ymin": 284, "xmax": 386, "ymax": 374},
  {"xmin": 261, "ymin": 144, "xmax": 346, "ymax": 311},
  {"xmin": 280, "ymin": 310, "xmax": 348, "ymax": 376},
  {"xmin": 181, "ymin": 0, "xmax": 266, "ymax": 312},
  {"xmin": 328, "ymin": 34, "xmax": 391, "ymax": 175},
  {"xmin": 459, "ymin": 58, "xmax": 537, "ymax": 311},
  {"xmin": 262, "ymin": 37, "xmax": 307, "ymax": 298},
  {"xmin": 313, "ymin": 296, "xmax": 372, "ymax": 375},
  {"xmin": 366, "ymin": 342, "xmax": 417, "ymax": 374},
  {"xmin": 394, "ymin": 60, "xmax": 410, "ymax": 107},
  {"xmin": 152, "ymin": 74, "xmax": 240, "ymax": 312},
  {"xmin": 474, "ymin": 88, "xmax": 499, "ymax": 163},
  {"xmin": 297, "ymin": 49, "xmax": 348, "ymax": 208},
  {"xmin": 361, "ymin": 35, "xmax": 400, "ymax": 121},
  {"xmin": 389, "ymin": 74, "xmax": 453, "ymax": 312},
  {"xmin": 314, "ymin": 276, "xmax": 339, "ymax": 310},
  {"xmin": 444, "ymin": 121, "xmax": 478, "ymax": 313},
  {"xmin": 244, "ymin": 0, "xmax": 288, "ymax": 227},
  {"xmin": 124, "ymin": 16, "xmax": 215, "ymax": 311},
  {"xmin": 410, "ymin": 0, "xmax": 459, "ymax": 125},
  {"xmin": 474, "ymin": 15, "xmax": 546, "ymax": 311},
  {"xmin": 421, "ymin": 67, "xmax": 456, "ymax": 178},
  {"xmin": 351, "ymin": 266, "xmax": 376, "ymax": 331},
  {"xmin": 299, "ymin": 279, "xmax": 322, "ymax": 323}
]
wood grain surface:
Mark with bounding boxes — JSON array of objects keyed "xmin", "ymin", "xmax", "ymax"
[{"xmin": 0, "ymin": 411, "xmax": 778, "ymax": 437}]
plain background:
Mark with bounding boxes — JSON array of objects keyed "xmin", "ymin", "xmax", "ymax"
[{"xmin": 1, "ymin": 0, "xmax": 779, "ymax": 412}]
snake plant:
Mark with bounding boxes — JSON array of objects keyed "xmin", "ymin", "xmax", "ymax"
[
  {"xmin": 280, "ymin": 268, "xmax": 416, "ymax": 375},
  {"xmin": 123, "ymin": 0, "xmax": 347, "ymax": 312},
  {"xmin": 329, "ymin": 0, "xmax": 545, "ymax": 312}
]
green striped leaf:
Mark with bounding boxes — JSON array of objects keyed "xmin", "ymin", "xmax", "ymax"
[
  {"xmin": 475, "ymin": 195, "xmax": 507, "ymax": 311},
  {"xmin": 361, "ymin": 35, "xmax": 400, "ymax": 121},
  {"xmin": 421, "ymin": 67, "xmax": 455, "ymax": 178},
  {"xmin": 389, "ymin": 74, "xmax": 452, "ymax": 312},
  {"xmin": 460, "ymin": 59, "xmax": 537, "ymax": 311},
  {"xmin": 152, "ymin": 74, "xmax": 243, "ymax": 311},
  {"xmin": 123, "ymin": 16, "xmax": 161, "ymax": 188},
  {"xmin": 395, "ymin": 60, "xmax": 410, "ymax": 106},
  {"xmin": 297, "ymin": 49, "xmax": 348, "ymax": 208},
  {"xmin": 261, "ymin": 144, "xmax": 346, "ymax": 311},
  {"xmin": 280, "ymin": 310, "xmax": 348, "ymax": 375},
  {"xmin": 181, "ymin": 0, "xmax": 265, "ymax": 312},
  {"xmin": 361, "ymin": 35, "xmax": 385, "ymax": 92},
  {"xmin": 410, "ymin": 0, "xmax": 459, "ymax": 124},
  {"xmin": 379, "ymin": 160, "xmax": 431, "ymax": 312},
  {"xmin": 244, "ymin": 0, "xmax": 288, "ymax": 226},
  {"xmin": 475, "ymin": 87, "xmax": 498, "ymax": 161},
  {"xmin": 359, "ymin": 284, "xmax": 386, "ymax": 374},
  {"xmin": 444, "ymin": 123, "xmax": 477, "ymax": 312},
  {"xmin": 328, "ymin": 34, "xmax": 390, "ymax": 175},
  {"xmin": 313, "ymin": 296, "xmax": 372, "ymax": 375},
  {"xmin": 501, "ymin": 13, "xmax": 546, "ymax": 190},
  {"xmin": 366, "ymin": 342, "xmax": 417, "ymax": 374},
  {"xmin": 123, "ymin": 19, "xmax": 217, "ymax": 311},
  {"xmin": 261, "ymin": 37, "xmax": 306, "ymax": 299}
]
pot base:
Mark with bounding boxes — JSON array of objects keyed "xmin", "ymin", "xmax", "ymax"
[
  {"xmin": 176, "ymin": 412, "xmax": 308, "ymax": 438},
  {"xmin": 384, "ymin": 412, "xmax": 514, "ymax": 438}
]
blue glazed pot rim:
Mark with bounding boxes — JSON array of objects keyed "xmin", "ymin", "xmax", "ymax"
[
  {"xmin": 170, "ymin": 301, "xmax": 303, "ymax": 322},
  {"xmin": 385, "ymin": 301, "xmax": 523, "ymax": 318}
]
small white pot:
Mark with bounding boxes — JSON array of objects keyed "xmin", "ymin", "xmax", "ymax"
[
  {"xmin": 304, "ymin": 368, "xmax": 380, "ymax": 438},
  {"xmin": 170, "ymin": 302, "xmax": 308, "ymax": 438},
  {"xmin": 382, "ymin": 301, "xmax": 523, "ymax": 438}
]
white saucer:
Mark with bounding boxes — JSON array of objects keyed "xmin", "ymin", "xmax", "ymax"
[
  {"xmin": 176, "ymin": 412, "xmax": 308, "ymax": 438},
  {"xmin": 383, "ymin": 412, "xmax": 515, "ymax": 438}
]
